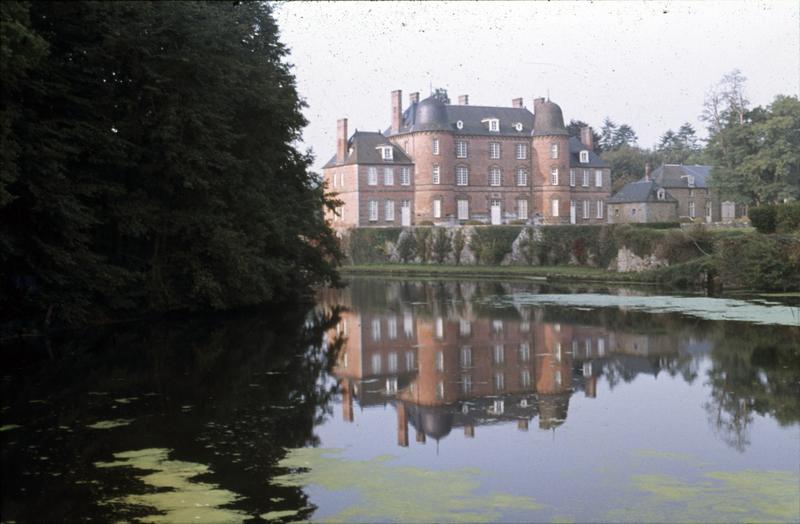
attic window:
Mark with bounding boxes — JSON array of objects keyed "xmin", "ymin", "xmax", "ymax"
[
  {"xmin": 657, "ymin": 189, "xmax": 666, "ymax": 200},
  {"xmin": 377, "ymin": 145, "xmax": 393, "ymax": 160},
  {"xmin": 456, "ymin": 120, "xmax": 464, "ymax": 130},
  {"xmin": 514, "ymin": 122, "xmax": 523, "ymax": 132},
  {"xmin": 683, "ymin": 175, "xmax": 696, "ymax": 188},
  {"xmin": 580, "ymin": 150, "xmax": 589, "ymax": 163},
  {"xmin": 482, "ymin": 118, "xmax": 499, "ymax": 132}
]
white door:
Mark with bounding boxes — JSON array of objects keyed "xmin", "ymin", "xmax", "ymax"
[
  {"xmin": 570, "ymin": 200, "xmax": 576, "ymax": 224},
  {"xmin": 490, "ymin": 200, "xmax": 502, "ymax": 225},
  {"xmin": 401, "ymin": 200, "xmax": 411, "ymax": 226}
]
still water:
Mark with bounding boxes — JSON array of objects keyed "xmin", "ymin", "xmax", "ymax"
[{"xmin": 2, "ymin": 277, "xmax": 799, "ymax": 522}]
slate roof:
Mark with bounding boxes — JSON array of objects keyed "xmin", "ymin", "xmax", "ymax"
[
  {"xmin": 606, "ymin": 179, "xmax": 678, "ymax": 204},
  {"xmin": 568, "ymin": 137, "xmax": 609, "ymax": 168},
  {"xmin": 323, "ymin": 131, "xmax": 413, "ymax": 168},
  {"xmin": 651, "ymin": 164, "xmax": 712, "ymax": 189},
  {"xmin": 532, "ymin": 99, "xmax": 569, "ymax": 137},
  {"xmin": 387, "ymin": 95, "xmax": 535, "ymax": 137}
]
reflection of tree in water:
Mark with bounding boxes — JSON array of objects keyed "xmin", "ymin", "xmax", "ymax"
[
  {"xmin": 1, "ymin": 303, "xmax": 345, "ymax": 522},
  {"xmin": 704, "ymin": 323, "xmax": 800, "ymax": 452}
]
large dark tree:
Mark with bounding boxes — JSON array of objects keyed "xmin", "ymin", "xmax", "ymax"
[{"xmin": 1, "ymin": 2, "xmax": 340, "ymax": 325}]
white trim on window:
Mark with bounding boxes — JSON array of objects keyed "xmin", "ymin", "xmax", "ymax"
[
  {"xmin": 456, "ymin": 165, "xmax": 469, "ymax": 186},
  {"xmin": 569, "ymin": 169, "xmax": 576, "ymax": 187},
  {"xmin": 489, "ymin": 142, "xmax": 500, "ymax": 159},
  {"xmin": 368, "ymin": 200, "xmax": 378, "ymax": 221},
  {"xmin": 580, "ymin": 150, "xmax": 589, "ymax": 163},
  {"xmin": 432, "ymin": 164, "xmax": 440, "ymax": 184},
  {"xmin": 595, "ymin": 169, "xmax": 603, "ymax": 187},
  {"xmin": 516, "ymin": 167, "xmax": 527, "ymax": 186},
  {"xmin": 582, "ymin": 200, "xmax": 589, "ymax": 219},
  {"xmin": 384, "ymin": 167, "xmax": 394, "ymax": 185},
  {"xmin": 551, "ymin": 199, "xmax": 560, "ymax": 217},
  {"xmin": 400, "ymin": 167, "xmax": 411, "ymax": 186},
  {"xmin": 516, "ymin": 143, "xmax": 527, "ymax": 160},
  {"xmin": 432, "ymin": 138, "xmax": 440, "ymax": 155},
  {"xmin": 433, "ymin": 199, "xmax": 442, "ymax": 218},
  {"xmin": 368, "ymin": 167, "xmax": 378, "ymax": 185},
  {"xmin": 596, "ymin": 199, "xmax": 604, "ymax": 219},
  {"xmin": 582, "ymin": 169, "xmax": 589, "ymax": 187},
  {"xmin": 490, "ymin": 167, "xmax": 501, "ymax": 186},
  {"xmin": 550, "ymin": 143, "xmax": 559, "ymax": 159},
  {"xmin": 385, "ymin": 200, "xmax": 395, "ymax": 221},
  {"xmin": 456, "ymin": 140, "xmax": 468, "ymax": 158},
  {"xmin": 517, "ymin": 199, "xmax": 528, "ymax": 219},
  {"xmin": 550, "ymin": 167, "xmax": 559, "ymax": 185},
  {"xmin": 457, "ymin": 199, "xmax": 469, "ymax": 220}
]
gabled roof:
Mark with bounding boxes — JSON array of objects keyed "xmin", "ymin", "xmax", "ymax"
[
  {"xmin": 568, "ymin": 137, "xmax": 609, "ymax": 168},
  {"xmin": 323, "ymin": 131, "xmax": 413, "ymax": 168},
  {"xmin": 651, "ymin": 164, "xmax": 712, "ymax": 188},
  {"xmin": 387, "ymin": 96, "xmax": 535, "ymax": 137},
  {"xmin": 607, "ymin": 179, "xmax": 678, "ymax": 204}
]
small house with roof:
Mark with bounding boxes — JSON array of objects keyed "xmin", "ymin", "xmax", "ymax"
[
  {"xmin": 650, "ymin": 164, "xmax": 718, "ymax": 222},
  {"xmin": 606, "ymin": 176, "xmax": 678, "ymax": 224}
]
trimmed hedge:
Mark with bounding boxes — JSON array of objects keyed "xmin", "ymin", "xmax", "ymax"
[
  {"xmin": 347, "ymin": 227, "xmax": 403, "ymax": 264},
  {"xmin": 717, "ymin": 233, "xmax": 800, "ymax": 291},
  {"xmin": 750, "ymin": 202, "xmax": 800, "ymax": 234},
  {"xmin": 469, "ymin": 226, "xmax": 522, "ymax": 265}
]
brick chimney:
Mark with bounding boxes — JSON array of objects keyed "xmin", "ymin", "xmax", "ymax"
[
  {"xmin": 580, "ymin": 126, "xmax": 594, "ymax": 150},
  {"xmin": 336, "ymin": 118, "xmax": 348, "ymax": 164},
  {"xmin": 391, "ymin": 89, "xmax": 402, "ymax": 134},
  {"xmin": 409, "ymin": 92, "xmax": 419, "ymax": 104},
  {"xmin": 458, "ymin": 94, "xmax": 469, "ymax": 105},
  {"xmin": 533, "ymin": 97, "xmax": 545, "ymax": 112},
  {"xmin": 512, "ymin": 97, "xmax": 524, "ymax": 108},
  {"xmin": 644, "ymin": 162, "xmax": 652, "ymax": 181}
]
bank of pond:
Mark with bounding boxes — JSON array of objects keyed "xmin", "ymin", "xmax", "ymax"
[{"xmin": 339, "ymin": 224, "xmax": 800, "ymax": 292}]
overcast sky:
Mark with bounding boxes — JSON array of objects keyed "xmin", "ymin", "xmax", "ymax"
[{"xmin": 273, "ymin": 1, "xmax": 800, "ymax": 171}]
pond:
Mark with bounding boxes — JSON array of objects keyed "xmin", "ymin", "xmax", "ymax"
[{"xmin": 1, "ymin": 277, "xmax": 799, "ymax": 522}]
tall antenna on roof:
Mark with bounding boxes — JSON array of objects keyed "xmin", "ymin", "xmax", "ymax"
[
  {"xmin": 429, "ymin": 78, "xmax": 432, "ymax": 95},
  {"xmin": 547, "ymin": 88, "xmax": 550, "ymax": 101}
]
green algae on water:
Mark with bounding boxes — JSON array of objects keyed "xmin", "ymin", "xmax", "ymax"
[
  {"xmin": 0, "ymin": 424, "xmax": 21, "ymax": 432},
  {"xmin": 274, "ymin": 447, "xmax": 544, "ymax": 523},
  {"xmin": 95, "ymin": 448, "xmax": 246, "ymax": 523},
  {"xmin": 87, "ymin": 419, "xmax": 135, "ymax": 429},
  {"xmin": 608, "ymin": 469, "xmax": 800, "ymax": 522}
]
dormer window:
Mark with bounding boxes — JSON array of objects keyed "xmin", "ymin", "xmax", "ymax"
[
  {"xmin": 580, "ymin": 150, "xmax": 589, "ymax": 163},
  {"xmin": 377, "ymin": 145, "xmax": 393, "ymax": 160},
  {"xmin": 682, "ymin": 175, "xmax": 696, "ymax": 188},
  {"xmin": 456, "ymin": 120, "xmax": 464, "ymax": 130},
  {"xmin": 514, "ymin": 122, "xmax": 523, "ymax": 132},
  {"xmin": 657, "ymin": 188, "xmax": 666, "ymax": 200},
  {"xmin": 483, "ymin": 118, "xmax": 500, "ymax": 132}
]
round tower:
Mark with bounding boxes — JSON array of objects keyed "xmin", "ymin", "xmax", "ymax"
[{"xmin": 531, "ymin": 98, "xmax": 571, "ymax": 224}]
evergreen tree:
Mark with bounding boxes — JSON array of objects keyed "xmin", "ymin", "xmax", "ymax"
[{"xmin": 566, "ymin": 119, "xmax": 602, "ymax": 154}]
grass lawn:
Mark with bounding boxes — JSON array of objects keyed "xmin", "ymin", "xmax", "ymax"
[{"xmin": 338, "ymin": 264, "xmax": 652, "ymax": 284}]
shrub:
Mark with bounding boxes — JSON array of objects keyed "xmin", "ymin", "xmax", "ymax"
[
  {"xmin": 613, "ymin": 225, "xmax": 665, "ymax": 258},
  {"xmin": 431, "ymin": 228, "xmax": 451, "ymax": 263},
  {"xmin": 465, "ymin": 220, "xmax": 484, "ymax": 225},
  {"xmin": 414, "ymin": 227, "xmax": 432, "ymax": 262},
  {"xmin": 631, "ymin": 222, "xmax": 681, "ymax": 230},
  {"xmin": 469, "ymin": 226, "xmax": 521, "ymax": 265},
  {"xmin": 347, "ymin": 228, "xmax": 403, "ymax": 264},
  {"xmin": 749, "ymin": 205, "xmax": 777, "ymax": 233},
  {"xmin": 717, "ymin": 233, "xmax": 800, "ymax": 291},
  {"xmin": 452, "ymin": 229, "xmax": 465, "ymax": 265},
  {"xmin": 395, "ymin": 231, "xmax": 417, "ymax": 263},
  {"xmin": 776, "ymin": 202, "xmax": 800, "ymax": 233}
]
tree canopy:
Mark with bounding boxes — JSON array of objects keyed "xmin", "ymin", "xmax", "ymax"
[{"xmin": 1, "ymin": 1, "xmax": 340, "ymax": 325}]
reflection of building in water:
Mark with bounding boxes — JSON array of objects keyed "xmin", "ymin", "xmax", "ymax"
[{"xmin": 323, "ymin": 282, "xmax": 698, "ymax": 447}]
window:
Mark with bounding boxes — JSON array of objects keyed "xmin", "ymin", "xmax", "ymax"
[
  {"xmin": 705, "ymin": 200, "xmax": 712, "ymax": 219},
  {"xmin": 435, "ymin": 351, "xmax": 444, "ymax": 372},
  {"xmin": 388, "ymin": 316, "xmax": 397, "ymax": 340},
  {"xmin": 456, "ymin": 141, "xmax": 468, "ymax": 158},
  {"xmin": 492, "ymin": 319, "xmax": 503, "ymax": 333},
  {"xmin": 521, "ymin": 370, "xmax": 531, "ymax": 388},
  {"xmin": 516, "ymin": 168, "xmax": 527, "ymax": 186},
  {"xmin": 569, "ymin": 169, "xmax": 576, "ymax": 187},
  {"xmin": 371, "ymin": 318, "xmax": 381, "ymax": 341},
  {"xmin": 462, "ymin": 375, "xmax": 473, "ymax": 395},
  {"xmin": 517, "ymin": 199, "xmax": 528, "ymax": 219},
  {"xmin": 456, "ymin": 166, "xmax": 469, "ymax": 186},
  {"xmin": 493, "ymin": 344, "xmax": 505, "ymax": 364},
  {"xmin": 598, "ymin": 337, "xmax": 605, "ymax": 356},
  {"xmin": 657, "ymin": 188, "xmax": 666, "ymax": 200},
  {"xmin": 339, "ymin": 172, "xmax": 345, "ymax": 189},
  {"xmin": 596, "ymin": 200, "xmax": 604, "ymax": 219},
  {"xmin": 404, "ymin": 311, "xmax": 413, "ymax": 338},
  {"xmin": 456, "ymin": 120, "xmax": 464, "ymax": 130},
  {"xmin": 435, "ymin": 317, "xmax": 444, "ymax": 339},
  {"xmin": 385, "ymin": 200, "xmax": 395, "ymax": 221},
  {"xmin": 580, "ymin": 150, "xmax": 589, "ymax": 163},
  {"xmin": 485, "ymin": 118, "xmax": 499, "ymax": 132},
  {"xmin": 519, "ymin": 343, "xmax": 530, "ymax": 362},
  {"xmin": 514, "ymin": 122, "xmax": 523, "ymax": 132},
  {"xmin": 459, "ymin": 319, "xmax": 471, "ymax": 336},
  {"xmin": 368, "ymin": 167, "xmax": 378, "ymax": 185},
  {"xmin": 433, "ymin": 199, "xmax": 442, "ymax": 218},
  {"xmin": 631, "ymin": 208, "xmax": 637, "ymax": 216},
  {"xmin": 432, "ymin": 138, "xmax": 440, "ymax": 155},
  {"xmin": 384, "ymin": 167, "xmax": 394, "ymax": 185},
  {"xmin": 405, "ymin": 350, "xmax": 415, "ymax": 371},
  {"xmin": 583, "ymin": 169, "xmax": 589, "ymax": 187},
  {"xmin": 457, "ymin": 199, "xmax": 469, "ymax": 220},
  {"xmin": 550, "ymin": 143, "xmax": 559, "ymax": 159},
  {"xmin": 494, "ymin": 373, "xmax": 505, "ymax": 392},
  {"xmin": 400, "ymin": 167, "xmax": 411, "ymax": 186},
  {"xmin": 550, "ymin": 167, "xmax": 559, "ymax": 185},
  {"xmin": 368, "ymin": 200, "xmax": 378, "ymax": 221},
  {"xmin": 595, "ymin": 169, "xmax": 603, "ymax": 187},
  {"xmin": 551, "ymin": 199, "xmax": 560, "ymax": 217},
  {"xmin": 490, "ymin": 167, "xmax": 501, "ymax": 186},
  {"xmin": 615, "ymin": 208, "xmax": 620, "ymax": 217},
  {"xmin": 403, "ymin": 141, "xmax": 409, "ymax": 153},
  {"xmin": 432, "ymin": 164, "xmax": 440, "ymax": 184},
  {"xmin": 516, "ymin": 143, "xmax": 527, "ymax": 160},
  {"xmin": 380, "ymin": 146, "xmax": 393, "ymax": 160},
  {"xmin": 582, "ymin": 200, "xmax": 589, "ymax": 219},
  {"xmin": 689, "ymin": 201, "xmax": 696, "ymax": 218},
  {"xmin": 371, "ymin": 354, "xmax": 381, "ymax": 374},
  {"xmin": 461, "ymin": 346, "xmax": 472, "ymax": 368},
  {"xmin": 489, "ymin": 142, "xmax": 501, "ymax": 159},
  {"xmin": 331, "ymin": 172, "xmax": 337, "ymax": 188}
]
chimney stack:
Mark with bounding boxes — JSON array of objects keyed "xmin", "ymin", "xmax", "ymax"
[
  {"xmin": 580, "ymin": 126, "xmax": 594, "ymax": 151},
  {"xmin": 391, "ymin": 90, "xmax": 402, "ymax": 134},
  {"xmin": 512, "ymin": 97, "xmax": 524, "ymax": 108},
  {"xmin": 409, "ymin": 92, "xmax": 420, "ymax": 104},
  {"xmin": 644, "ymin": 162, "xmax": 652, "ymax": 181},
  {"xmin": 336, "ymin": 118, "xmax": 348, "ymax": 164},
  {"xmin": 458, "ymin": 94, "xmax": 469, "ymax": 105}
]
